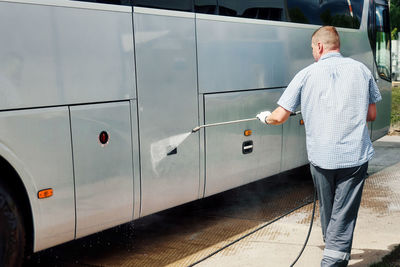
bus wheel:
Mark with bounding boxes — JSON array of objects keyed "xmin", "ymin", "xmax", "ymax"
[{"xmin": 0, "ymin": 182, "xmax": 26, "ymax": 267}]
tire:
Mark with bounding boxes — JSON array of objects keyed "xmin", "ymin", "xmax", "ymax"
[{"xmin": 0, "ymin": 181, "xmax": 26, "ymax": 267}]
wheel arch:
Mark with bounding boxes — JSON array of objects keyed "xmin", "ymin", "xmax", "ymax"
[{"xmin": 0, "ymin": 154, "xmax": 34, "ymax": 255}]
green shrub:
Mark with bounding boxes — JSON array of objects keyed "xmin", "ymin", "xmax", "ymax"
[{"xmin": 392, "ymin": 86, "xmax": 400, "ymax": 126}]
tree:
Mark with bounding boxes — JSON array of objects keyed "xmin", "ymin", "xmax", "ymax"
[{"xmin": 391, "ymin": 0, "xmax": 400, "ymax": 39}]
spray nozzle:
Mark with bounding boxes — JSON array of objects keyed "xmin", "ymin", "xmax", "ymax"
[{"xmin": 192, "ymin": 126, "xmax": 201, "ymax": 133}]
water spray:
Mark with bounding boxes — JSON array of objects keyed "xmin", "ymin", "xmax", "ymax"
[{"xmin": 152, "ymin": 111, "xmax": 302, "ymax": 176}]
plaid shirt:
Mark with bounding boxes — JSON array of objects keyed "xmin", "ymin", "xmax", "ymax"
[{"xmin": 278, "ymin": 52, "xmax": 382, "ymax": 169}]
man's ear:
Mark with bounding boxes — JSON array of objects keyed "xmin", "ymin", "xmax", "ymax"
[{"xmin": 318, "ymin": 42, "xmax": 323, "ymax": 54}]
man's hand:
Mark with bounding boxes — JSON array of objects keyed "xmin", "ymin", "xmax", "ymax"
[
  {"xmin": 367, "ymin": 103, "xmax": 377, "ymax": 122},
  {"xmin": 256, "ymin": 111, "xmax": 272, "ymax": 124}
]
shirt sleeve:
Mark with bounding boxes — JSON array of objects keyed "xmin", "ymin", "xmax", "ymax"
[
  {"xmin": 277, "ymin": 68, "xmax": 307, "ymax": 112},
  {"xmin": 368, "ymin": 76, "xmax": 382, "ymax": 104}
]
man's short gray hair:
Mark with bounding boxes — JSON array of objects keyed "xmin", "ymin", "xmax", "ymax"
[{"xmin": 312, "ymin": 26, "xmax": 340, "ymax": 50}]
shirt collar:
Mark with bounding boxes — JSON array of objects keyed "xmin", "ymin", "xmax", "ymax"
[{"xmin": 319, "ymin": 52, "xmax": 342, "ymax": 61}]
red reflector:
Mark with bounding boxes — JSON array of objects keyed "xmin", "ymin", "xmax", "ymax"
[
  {"xmin": 99, "ymin": 131, "xmax": 109, "ymax": 145},
  {"xmin": 38, "ymin": 188, "xmax": 53, "ymax": 199}
]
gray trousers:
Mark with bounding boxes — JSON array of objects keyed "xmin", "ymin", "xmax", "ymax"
[{"xmin": 310, "ymin": 162, "xmax": 368, "ymax": 267}]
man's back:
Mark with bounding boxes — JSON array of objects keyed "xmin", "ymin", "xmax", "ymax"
[{"xmin": 278, "ymin": 52, "xmax": 382, "ymax": 169}]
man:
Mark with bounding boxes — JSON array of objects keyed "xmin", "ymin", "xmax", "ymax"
[{"xmin": 257, "ymin": 26, "xmax": 381, "ymax": 267}]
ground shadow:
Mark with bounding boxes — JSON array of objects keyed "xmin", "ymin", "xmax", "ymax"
[{"xmin": 350, "ymin": 244, "xmax": 400, "ymax": 266}]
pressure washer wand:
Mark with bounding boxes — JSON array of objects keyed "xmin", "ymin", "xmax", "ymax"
[
  {"xmin": 191, "ymin": 111, "xmax": 301, "ymax": 133},
  {"xmin": 192, "ymin": 118, "xmax": 257, "ymax": 133}
]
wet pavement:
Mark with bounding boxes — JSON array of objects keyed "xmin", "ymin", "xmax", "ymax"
[{"xmin": 25, "ymin": 135, "xmax": 400, "ymax": 267}]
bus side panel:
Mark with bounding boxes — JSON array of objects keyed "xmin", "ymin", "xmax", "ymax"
[
  {"xmin": 281, "ymin": 113, "xmax": 308, "ymax": 172},
  {"xmin": 70, "ymin": 102, "xmax": 134, "ymax": 238},
  {"xmin": 196, "ymin": 16, "xmax": 375, "ymax": 94},
  {"xmin": 340, "ymin": 31, "xmax": 376, "ymax": 69},
  {"xmin": 371, "ymin": 79, "xmax": 392, "ymax": 140},
  {"xmin": 130, "ymin": 100, "xmax": 141, "ymax": 220},
  {"xmin": 134, "ymin": 9, "xmax": 200, "ymax": 217},
  {"xmin": 204, "ymin": 89, "xmax": 282, "ymax": 197},
  {"xmin": 0, "ymin": 107, "xmax": 74, "ymax": 252},
  {"xmin": 196, "ymin": 17, "xmax": 314, "ymax": 94},
  {"xmin": 0, "ymin": 1, "xmax": 134, "ymax": 110}
]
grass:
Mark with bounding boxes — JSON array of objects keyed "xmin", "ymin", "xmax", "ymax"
[{"xmin": 392, "ymin": 85, "xmax": 400, "ymax": 127}]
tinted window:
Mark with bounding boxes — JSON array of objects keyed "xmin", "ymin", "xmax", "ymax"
[
  {"xmin": 287, "ymin": 0, "xmax": 363, "ymax": 29},
  {"xmin": 217, "ymin": 0, "xmax": 285, "ymax": 21},
  {"xmin": 73, "ymin": 0, "xmax": 132, "ymax": 5},
  {"xmin": 195, "ymin": 0, "xmax": 217, "ymax": 14},
  {"xmin": 133, "ymin": 0, "xmax": 193, "ymax": 12}
]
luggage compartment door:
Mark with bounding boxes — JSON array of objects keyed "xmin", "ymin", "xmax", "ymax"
[
  {"xmin": 204, "ymin": 89, "xmax": 282, "ymax": 197},
  {"xmin": 70, "ymin": 102, "xmax": 133, "ymax": 238}
]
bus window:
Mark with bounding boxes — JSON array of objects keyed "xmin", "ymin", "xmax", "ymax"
[
  {"xmin": 195, "ymin": 0, "xmax": 217, "ymax": 14},
  {"xmin": 217, "ymin": 0, "xmax": 285, "ymax": 21},
  {"xmin": 72, "ymin": 0, "xmax": 132, "ymax": 5},
  {"xmin": 287, "ymin": 0, "xmax": 363, "ymax": 29},
  {"xmin": 375, "ymin": 4, "xmax": 391, "ymax": 80},
  {"xmin": 133, "ymin": 0, "xmax": 193, "ymax": 12}
]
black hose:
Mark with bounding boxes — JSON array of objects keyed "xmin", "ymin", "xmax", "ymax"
[
  {"xmin": 289, "ymin": 188, "xmax": 317, "ymax": 267},
  {"xmin": 188, "ymin": 189, "xmax": 317, "ymax": 267}
]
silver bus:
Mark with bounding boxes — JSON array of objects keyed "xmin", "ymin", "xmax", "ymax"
[{"xmin": 0, "ymin": 0, "xmax": 391, "ymax": 265}]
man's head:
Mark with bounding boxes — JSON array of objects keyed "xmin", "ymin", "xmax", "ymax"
[{"xmin": 311, "ymin": 26, "xmax": 340, "ymax": 61}]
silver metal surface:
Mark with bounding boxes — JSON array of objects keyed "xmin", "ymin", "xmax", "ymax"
[
  {"xmin": 204, "ymin": 89, "xmax": 283, "ymax": 197},
  {"xmin": 0, "ymin": 107, "xmax": 74, "ymax": 252},
  {"xmin": 134, "ymin": 11, "xmax": 200, "ymax": 216},
  {"xmin": 371, "ymin": 79, "xmax": 392, "ymax": 141},
  {"xmin": 0, "ymin": 0, "xmax": 132, "ymax": 12},
  {"xmin": 130, "ymin": 100, "xmax": 141, "ymax": 220},
  {"xmin": 134, "ymin": 6, "xmax": 194, "ymax": 18},
  {"xmin": 196, "ymin": 16, "xmax": 373, "ymax": 94},
  {"xmin": 198, "ymin": 95, "xmax": 206, "ymax": 199},
  {"xmin": 0, "ymin": 1, "xmax": 135, "ymax": 111},
  {"xmin": 70, "ymin": 102, "xmax": 133, "ymax": 238},
  {"xmin": 281, "ymin": 113, "xmax": 308, "ymax": 172}
]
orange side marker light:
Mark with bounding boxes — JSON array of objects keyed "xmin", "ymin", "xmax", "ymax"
[
  {"xmin": 299, "ymin": 119, "xmax": 304, "ymax": 125},
  {"xmin": 38, "ymin": 188, "xmax": 53, "ymax": 199},
  {"xmin": 244, "ymin": 130, "xmax": 252, "ymax": 136}
]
